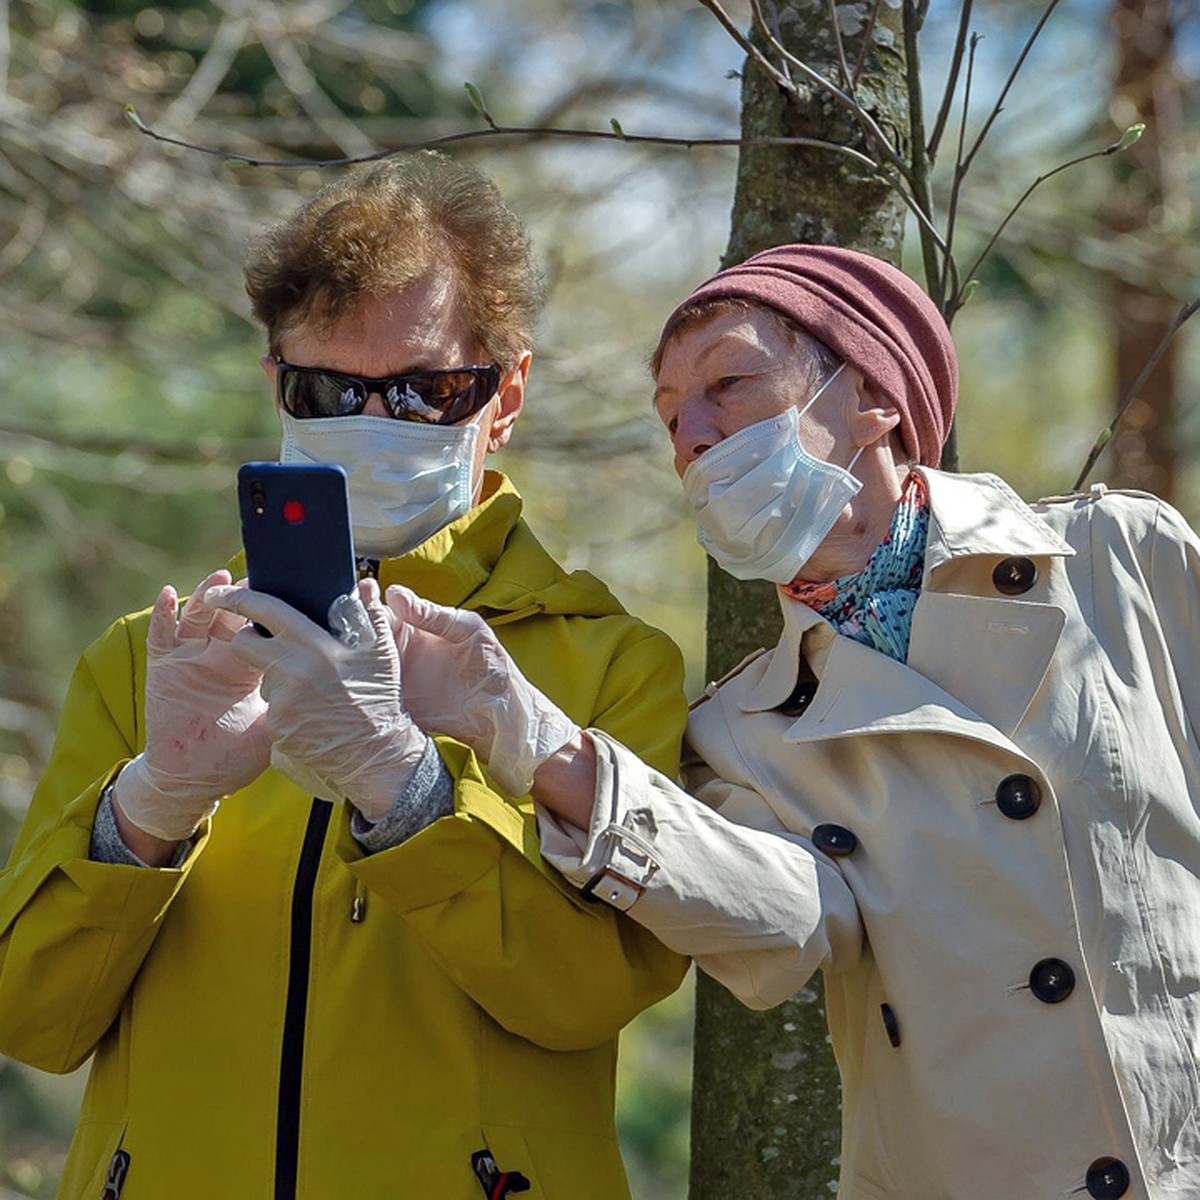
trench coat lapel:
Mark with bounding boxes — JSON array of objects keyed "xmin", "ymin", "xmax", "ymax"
[{"xmin": 739, "ymin": 467, "xmax": 1075, "ymax": 753}]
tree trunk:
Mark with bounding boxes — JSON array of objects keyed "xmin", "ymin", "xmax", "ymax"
[
  {"xmin": 690, "ymin": 4, "xmax": 910, "ymax": 1197},
  {"xmin": 1107, "ymin": 0, "xmax": 1182, "ymax": 498}
]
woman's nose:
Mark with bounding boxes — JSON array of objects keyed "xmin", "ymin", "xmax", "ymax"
[
  {"xmin": 362, "ymin": 392, "xmax": 390, "ymax": 418},
  {"xmin": 671, "ymin": 405, "xmax": 718, "ymax": 475}
]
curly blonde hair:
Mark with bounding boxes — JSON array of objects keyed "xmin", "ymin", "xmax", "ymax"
[{"xmin": 244, "ymin": 151, "xmax": 543, "ymax": 368}]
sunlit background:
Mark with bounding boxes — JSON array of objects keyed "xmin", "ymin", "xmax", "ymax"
[{"xmin": 1, "ymin": 1, "xmax": 1197, "ymax": 1195}]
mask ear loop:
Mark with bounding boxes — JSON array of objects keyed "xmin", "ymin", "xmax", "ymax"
[
  {"xmin": 795, "ymin": 362, "xmax": 861, "ymax": 476},
  {"xmin": 795, "ymin": 361, "xmax": 846, "ymax": 420}
]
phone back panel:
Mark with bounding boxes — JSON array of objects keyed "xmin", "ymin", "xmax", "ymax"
[{"xmin": 237, "ymin": 462, "xmax": 356, "ymax": 631}]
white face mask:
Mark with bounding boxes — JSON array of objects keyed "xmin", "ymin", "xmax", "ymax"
[
  {"xmin": 681, "ymin": 365, "xmax": 862, "ymax": 584},
  {"xmin": 279, "ymin": 410, "xmax": 481, "ymax": 558}
]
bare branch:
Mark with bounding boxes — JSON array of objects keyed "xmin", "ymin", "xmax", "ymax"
[
  {"xmin": 697, "ymin": 0, "xmax": 798, "ymax": 96},
  {"xmin": 938, "ymin": 32, "xmax": 980, "ymax": 306},
  {"xmin": 962, "ymin": 0, "xmax": 1062, "ymax": 172},
  {"xmin": 761, "ymin": 0, "xmax": 793, "ymax": 87},
  {"xmin": 926, "ymin": 0, "xmax": 973, "ymax": 160},
  {"xmin": 852, "ymin": 0, "xmax": 885, "ymax": 88},
  {"xmin": 826, "ymin": 0, "xmax": 857, "ymax": 94},
  {"xmin": 954, "ymin": 130, "xmax": 1147, "ymax": 316},
  {"xmin": 902, "ymin": 1, "xmax": 942, "ymax": 304},
  {"xmin": 743, "ymin": 5, "xmax": 916, "ymax": 186},
  {"xmin": 125, "ymin": 107, "xmax": 880, "ymax": 171},
  {"xmin": 252, "ymin": 6, "xmax": 377, "ymax": 158},
  {"xmin": 1072, "ymin": 297, "xmax": 1200, "ymax": 491},
  {"xmin": 161, "ymin": 11, "xmax": 250, "ymax": 131}
]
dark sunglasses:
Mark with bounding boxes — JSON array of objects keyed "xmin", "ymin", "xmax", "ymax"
[{"xmin": 276, "ymin": 361, "xmax": 501, "ymax": 425}]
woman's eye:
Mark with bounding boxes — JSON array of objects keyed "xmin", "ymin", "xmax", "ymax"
[
  {"xmin": 667, "ymin": 416, "xmax": 679, "ymax": 435},
  {"xmin": 716, "ymin": 375, "xmax": 741, "ymax": 390}
]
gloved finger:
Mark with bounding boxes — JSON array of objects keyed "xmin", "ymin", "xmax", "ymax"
[
  {"xmin": 358, "ymin": 577, "xmax": 381, "ymax": 608},
  {"xmin": 227, "ymin": 621, "xmax": 295, "ymax": 671},
  {"xmin": 205, "ymin": 585, "xmax": 326, "ymax": 644},
  {"xmin": 206, "ymin": 603, "xmax": 254, "ymax": 643},
  {"xmin": 146, "ymin": 585, "xmax": 180, "ymax": 658},
  {"xmin": 385, "ymin": 584, "xmax": 486, "ymax": 644},
  {"xmin": 177, "ymin": 570, "xmax": 234, "ymax": 640},
  {"xmin": 365, "ymin": 597, "xmax": 395, "ymax": 649},
  {"xmin": 360, "ymin": 579, "xmax": 400, "ymax": 638}
]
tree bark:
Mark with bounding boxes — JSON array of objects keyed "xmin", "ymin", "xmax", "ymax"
[
  {"xmin": 1107, "ymin": 0, "xmax": 1183, "ymax": 499},
  {"xmin": 690, "ymin": 4, "xmax": 910, "ymax": 1197}
]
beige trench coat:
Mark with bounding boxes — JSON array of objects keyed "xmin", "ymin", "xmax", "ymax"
[{"xmin": 543, "ymin": 467, "xmax": 1200, "ymax": 1199}]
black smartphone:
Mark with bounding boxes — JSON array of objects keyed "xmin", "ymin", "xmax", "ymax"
[{"xmin": 236, "ymin": 462, "xmax": 356, "ymax": 634}]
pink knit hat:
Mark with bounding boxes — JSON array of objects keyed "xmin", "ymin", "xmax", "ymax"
[{"xmin": 658, "ymin": 245, "xmax": 958, "ymax": 467}]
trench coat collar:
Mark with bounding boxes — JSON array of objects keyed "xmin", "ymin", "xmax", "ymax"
[
  {"xmin": 739, "ymin": 468, "xmax": 1075, "ymax": 745},
  {"xmin": 919, "ymin": 466, "xmax": 1074, "ymax": 583}
]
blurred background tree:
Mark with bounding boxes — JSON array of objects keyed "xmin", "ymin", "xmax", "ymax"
[{"xmin": 0, "ymin": 1, "xmax": 1196, "ymax": 1196}]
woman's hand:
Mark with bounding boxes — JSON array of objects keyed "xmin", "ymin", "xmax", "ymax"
[
  {"xmin": 114, "ymin": 569, "xmax": 271, "ymax": 844},
  {"xmin": 383, "ymin": 584, "xmax": 581, "ymax": 799},
  {"xmin": 207, "ymin": 578, "xmax": 427, "ymax": 822}
]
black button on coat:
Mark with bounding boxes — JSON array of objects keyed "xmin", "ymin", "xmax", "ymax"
[
  {"xmin": 812, "ymin": 824, "xmax": 858, "ymax": 857},
  {"xmin": 1086, "ymin": 1157, "xmax": 1131, "ymax": 1199},
  {"xmin": 992, "ymin": 556, "xmax": 1038, "ymax": 595},
  {"xmin": 996, "ymin": 774, "xmax": 1042, "ymax": 820},
  {"xmin": 1029, "ymin": 958, "xmax": 1075, "ymax": 1004}
]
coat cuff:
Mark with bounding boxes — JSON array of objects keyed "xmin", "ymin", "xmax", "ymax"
[
  {"xmin": 537, "ymin": 728, "xmax": 864, "ymax": 1009},
  {"xmin": 350, "ymin": 736, "xmax": 454, "ymax": 853},
  {"xmin": 90, "ymin": 780, "xmax": 193, "ymax": 869},
  {"xmin": 536, "ymin": 729, "xmax": 661, "ymax": 911}
]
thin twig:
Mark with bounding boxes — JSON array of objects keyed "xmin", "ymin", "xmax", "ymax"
[
  {"xmin": 161, "ymin": 11, "xmax": 250, "ymax": 131},
  {"xmin": 939, "ymin": 32, "xmax": 980, "ymax": 307},
  {"xmin": 852, "ymin": 0, "xmax": 885, "ymax": 88},
  {"xmin": 902, "ymin": 0, "xmax": 942, "ymax": 305},
  {"xmin": 961, "ymin": 0, "xmax": 1062, "ymax": 172},
  {"xmin": 955, "ymin": 133, "xmax": 1143, "ymax": 313},
  {"xmin": 1072, "ymin": 298, "xmax": 1200, "ymax": 491},
  {"xmin": 743, "ymin": 6, "xmax": 917, "ymax": 187},
  {"xmin": 125, "ymin": 107, "xmax": 879, "ymax": 170},
  {"xmin": 926, "ymin": 0, "xmax": 973, "ymax": 160},
  {"xmin": 762, "ymin": 0, "xmax": 792, "ymax": 86},
  {"xmin": 827, "ymin": 0, "xmax": 857, "ymax": 94},
  {"xmin": 697, "ymin": 0, "xmax": 798, "ymax": 96},
  {"xmin": 253, "ymin": 6, "xmax": 376, "ymax": 157}
]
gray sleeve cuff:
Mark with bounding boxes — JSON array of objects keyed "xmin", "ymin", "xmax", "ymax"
[
  {"xmin": 351, "ymin": 736, "xmax": 454, "ymax": 853},
  {"xmin": 90, "ymin": 781, "xmax": 192, "ymax": 869}
]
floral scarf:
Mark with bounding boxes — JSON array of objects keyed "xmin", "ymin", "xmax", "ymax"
[{"xmin": 782, "ymin": 471, "xmax": 929, "ymax": 662}]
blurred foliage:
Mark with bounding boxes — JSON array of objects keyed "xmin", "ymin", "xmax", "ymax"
[{"xmin": 0, "ymin": 0, "xmax": 1197, "ymax": 1196}]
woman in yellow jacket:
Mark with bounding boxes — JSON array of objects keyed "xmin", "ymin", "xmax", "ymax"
[{"xmin": 0, "ymin": 154, "xmax": 688, "ymax": 1199}]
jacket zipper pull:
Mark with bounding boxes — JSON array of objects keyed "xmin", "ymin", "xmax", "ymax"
[{"xmin": 350, "ymin": 882, "xmax": 368, "ymax": 923}]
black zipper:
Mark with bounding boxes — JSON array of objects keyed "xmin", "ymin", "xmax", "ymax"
[{"xmin": 274, "ymin": 798, "xmax": 333, "ymax": 1200}]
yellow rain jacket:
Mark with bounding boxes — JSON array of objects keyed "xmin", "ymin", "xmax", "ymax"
[{"xmin": 0, "ymin": 473, "xmax": 688, "ymax": 1200}]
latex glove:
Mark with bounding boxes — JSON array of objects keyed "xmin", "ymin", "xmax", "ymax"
[
  {"xmin": 115, "ymin": 569, "xmax": 270, "ymax": 841},
  {"xmin": 207, "ymin": 578, "xmax": 427, "ymax": 822},
  {"xmin": 384, "ymin": 584, "xmax": 580, "ymax": 797}
]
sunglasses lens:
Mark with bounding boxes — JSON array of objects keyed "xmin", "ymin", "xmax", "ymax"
[
  {"xmin": 386, "ymin": 368, "xmax": 498, "ymax": 424},
  {"xmin": 278, "ymin": 364, "xmax": 499, "ymax": 423},
  {"xmin": 280, "ymin": 369, "xmax": 365, "ymax": 418}
]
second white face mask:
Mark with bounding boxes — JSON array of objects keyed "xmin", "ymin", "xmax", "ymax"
[
  {"xmin": 279, "ymin": 410, "xmax": 480, "ymax": 558},
  {"xmin": 681, "ymin": 366, "xmax": 862, "ymax": 584}
]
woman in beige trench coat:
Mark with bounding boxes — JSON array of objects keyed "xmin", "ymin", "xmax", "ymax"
[{"xmin": 382, "ymin": 246, "xmax": 1200, "ymax": 1200}]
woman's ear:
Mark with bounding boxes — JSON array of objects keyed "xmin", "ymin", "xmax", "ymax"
[
  {"xmin": 847, "ymin": 370, "xmax": 901, "ymax": 450},
  {"xmin": 485, "ymin": 352, "xmax": 531, "ymax": 453}
]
